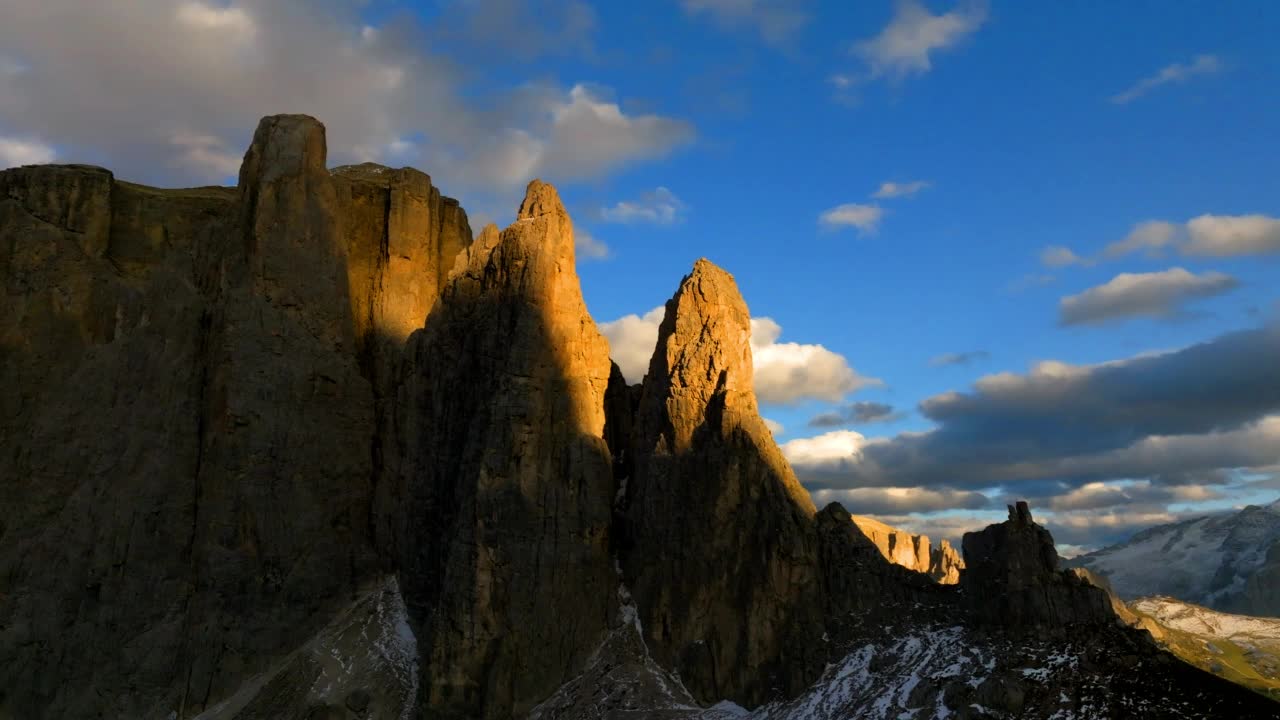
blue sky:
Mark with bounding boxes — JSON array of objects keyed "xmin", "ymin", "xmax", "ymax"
[{"xmin": 1, "ymin": 0, "xmax": 1277, "ymax": 551}]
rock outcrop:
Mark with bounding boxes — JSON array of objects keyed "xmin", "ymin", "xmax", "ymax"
[
  {"xmin": 852, "ymin": 515, "xmax": 964, "ymax": 584},
  {"xmin": 618, "ymin": 259, "xmax": 826, "ymax": 707},
  {"xmin": 396, "ymin": 181, "xmax": 616, "ymax": 719},
  {"xmin": 961, "ymin": 502, "xmax": 1134, "ymax": 631}
]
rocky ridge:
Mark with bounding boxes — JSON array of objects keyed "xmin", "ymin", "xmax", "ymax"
[
  {"xmin": 851, "ymin": 515, "xmax": 964, "ymax": 584},
  {"xmin": 2, "ymin": 115, "xmax": 1276, "ymax": 719}
]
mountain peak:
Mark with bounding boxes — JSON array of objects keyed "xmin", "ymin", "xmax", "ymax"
[{"xmin": 517, "ymin": 178, "xmax": 565, "ymax": 220}]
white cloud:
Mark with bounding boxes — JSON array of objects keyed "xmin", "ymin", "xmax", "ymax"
[
  {"xmin": 871, "ymin": 180, "xmax": 930, "ymax": 199},
  {"xmin": 1102, "ymin": 220, "xmax": 1180, "ymax": 259},
  {"xmin": 600, "ymin": 308, "xmax": 878, "ymax": 403},
  {"xmin": 681, "ymin": 0, "xmax": 809, "ymax": 45},
  {"xmin": 599, "ymin": 306, "xmax": 667, "ymax": 383},
  {"xmin": 1059, "ymin": 268, "xmax": 1238, "ymax": 326},
  {"xmin": 750, "ymin": 317, "xmax": 881, "ymax": 403},
  {"xmin": 1112, "ymin": 54, "xmax": 1223, "ymax": 105},
  {"xmin": 1039, "ymin": 245, "xmax": 1092, "ymax": 268},
  {"xmin": 780, "ymin": 429, "xmax": 872, "ymax": 469},
  {"xmin": 811, "ymin": 486, "xmax": 989, "ymax": 515},
  {"xmin": 1184, "ymin": 214, "xmax": 1280, "ymax": 257},
  {"xmin": 538, "ymin": 85, "xmax": 694, "ymax": 184},
  {"xmin": 819, "ymin": 203, "xmax": 883, "ymax": 233},
  {"xmin": 763, "ymin": 418, "xmax": 785, "ymax": 436},
  {"xmin": 597, "ymin": 186, "xmax": 685, "ymax": 224},
  {"xmin": 0, "ymin": 2, "xmax": 691, "ymax": 190},
  {"xmin": 575, "ymin": 228, "xmax": 610, "ymax": 260},
  {"xmin": 854, "ymin": 0, "xmax": 987, "ymax": 81},
  {"xmin": 0, "ymin": 136, "xmax": 55, "ymax": 167}
]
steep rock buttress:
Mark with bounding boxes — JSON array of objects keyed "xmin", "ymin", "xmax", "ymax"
[
  {"xmin": 618, "ymin": 259, "xmax": 826, "ymax": 707},
  {"xmin": 396, "ymin": 180, "xmax": 616, "ymax": 719}
]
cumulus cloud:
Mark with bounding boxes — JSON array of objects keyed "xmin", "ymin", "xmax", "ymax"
[
  {"xmin": 1111, "ymin": 54, "xmax": 1223, "ymax": 105},
  {"xmin": 1102, "ymin": 220, "xmax": 1180, "ymax": 259},
  {"xmin": 0, "ymin": 1, "xmax": 692, "ymax": 189},
  {"xmin": 0, "ymin": 135, "xmax": 55, "ymax": 167},
  {"xmin": 1058, "ymin": 268, "xmax": 1238, "ymax": 325},
  {"xmin": 810, "ymin": 486, "xmax": 989, "ymax": 515},
  {"xmin": 1033, "ymin": 479, "xmax": 1223, "ymax": 513},
  {"xmin": 749, "ymin": 317, "xmax": 881, "ymax": 403},
  {"xmin": 853, "ymin": 0, "xmax": 987, "ymax": 81},
  {"xmin": 809, "ymin": 401, "xmax": 901, "ymax": 427},
  {"xmin": 600, "ymin": 309, "xmax": 877, "ymax": 404},
  {"xmin": 872, "ymin": 180, "xmax": 930, "ymax": 199},
  {"xmin": 763, "ymin": 418, "xmax": 785, "ymax": 436},
  {"xmin": 1184, "ymin": 214, "xmax": 1280, "ymax": 257},
  {"xmin": 785, "ymin": 323, "xmax": 1280, "ymax": 495},
  {"xmin": 1054, "ymin": 215, "xmax": 1280, "ymax": 266},
  {"xmin": 929, "ymin": 350, "xmax": 989, "ymax": 367},
  {"xmin": 596, "ymin": 186, "xmax": 685, "ymax": 224},
  {"xmin": 819, "ymin": 203, "xmax": 883, "ymax": 233},
  {"xmin": 1040, "ymin": 245, "xmax": 1092, "ymax": 268},
  {"xmin": 599, "ymin": 306, "xmax": 667, "ymax": 383},
  {"xmin": 680, "ymin": 0, "xmax": 809, "ymax": 45},
  {"xmin": 575, "ymin": 229, "xmax": 610, "ymax": 260}
]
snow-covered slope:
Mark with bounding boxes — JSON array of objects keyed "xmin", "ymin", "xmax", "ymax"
[
  {"xmin": 1131, "ymin": 597, "xmax": 1280, "ymax": 701},
  {"xmin": 1067, "ymin": 502, "xmax": 1280, "ymax": 617}
]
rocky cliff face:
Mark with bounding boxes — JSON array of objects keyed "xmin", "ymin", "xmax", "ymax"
[
  {"xmin": 851, "ymin": 515, "xmax": 964, "ymax": 584},
  {"xmin": 618, "ymin": 259, "xmax": 826, "ymax": 707},
  {"xmin": 0, "ymin": 115, "xmax": 468, "ymax": 720},
  {"xmin": 396, "ymin": 181, "xmax": 616, "ymax": 719}
]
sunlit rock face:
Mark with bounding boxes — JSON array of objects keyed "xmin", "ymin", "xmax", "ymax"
[
  {"xmin": 396, "ymin": 180, "xmax": 617, "ymax": 719},
  {"xmin": 852, "ymin": 515, "xmax": 964, "ymax": 584}
]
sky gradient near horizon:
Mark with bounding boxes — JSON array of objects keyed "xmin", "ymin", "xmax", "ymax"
[{"xmin": 2, "ymin": 0, "xmax": 1277, "ymax": 553}]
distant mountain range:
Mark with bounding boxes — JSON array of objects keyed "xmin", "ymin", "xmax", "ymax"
[{"xmin": 1068, "ymin": 500, "xmax": 1280, "ymax": 617}]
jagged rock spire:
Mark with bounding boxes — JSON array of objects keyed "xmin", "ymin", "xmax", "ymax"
[
  {"xmin": 397, "ymin": 178, "xmax": 615, "ymax": 719},
  {"xmin": 620, "ymin": 258, "xmax": 825, "ymax": 707}
]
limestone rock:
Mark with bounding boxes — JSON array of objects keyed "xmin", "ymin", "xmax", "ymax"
[
  {"xmin": 619, "ymin": 258, "xmax": 825, "ymax": 707},
  {"xmin": 852, "ymin": 515, "xmax": 964, "ymax": 584},
  {"xmin": 0, "ymin": 115, "xmax": 402, "ymax": 719},
  {"xmin": 397, "ymin": 180, "xmax": 616, "ymax": 719},
  {"xmin": 960, "ymin": 502, "xmax": 1133, "ymax": 631},
  {"xmin": 330, "ymin": 162, "xmax": 472, "ymax": 559}
]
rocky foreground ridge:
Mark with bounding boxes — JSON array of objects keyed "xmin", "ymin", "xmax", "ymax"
[{"xmin": 2, "ymin": 115, "xmax": 1276, "ymax": 719}]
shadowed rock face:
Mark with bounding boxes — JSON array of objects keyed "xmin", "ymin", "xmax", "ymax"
[
  {"xmin": 619, "ymin": 259, "xmax": 826, "ymax": 707},
  {"xmin": 0, "ymin": 115, "xmax": 467, "ymax": 720},
  {"xmin": 397, "ymin": 180, "xmax": 616, "ymax": 719},
  {"xmin": 961, "ymin": 502, "xmax": 1133, "ymax": 631}
]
